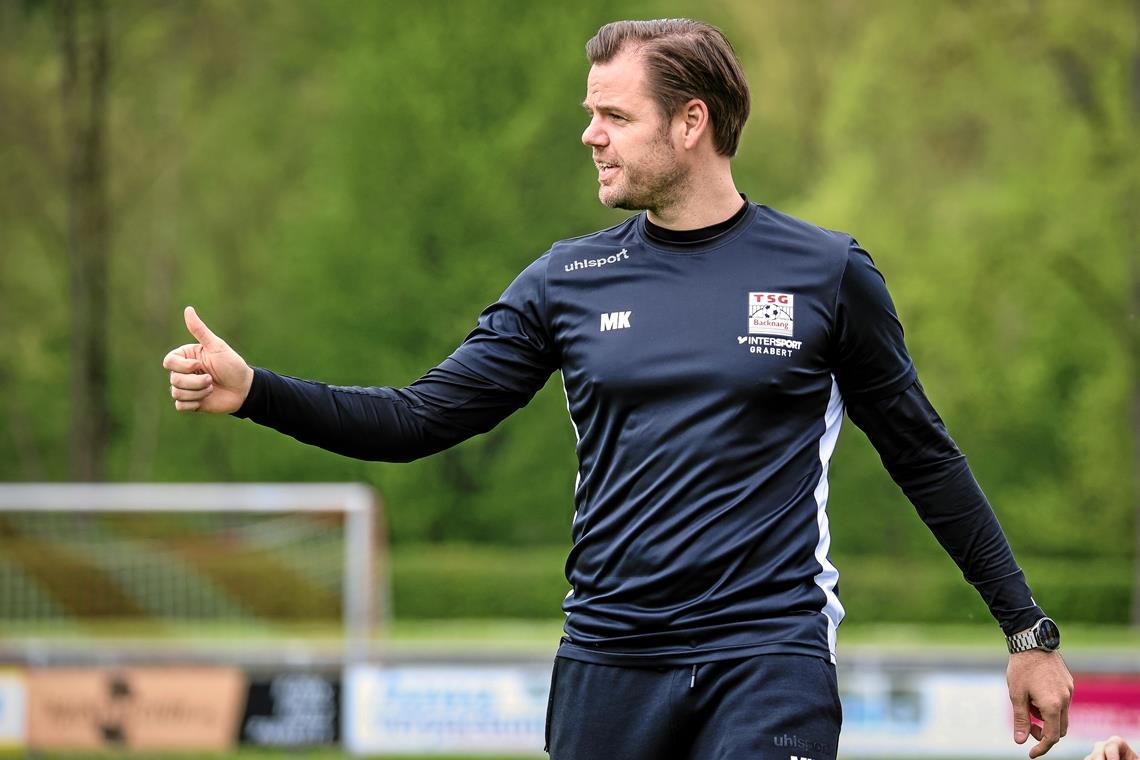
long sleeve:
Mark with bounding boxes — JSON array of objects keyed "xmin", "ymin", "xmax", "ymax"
[
  {"xmin": 234, "ymin": 253, "xmax": 559, "ymax": 462},
  {"xmin": 832, "ymin": 241, "xmax": 1043, "ymax": 636}
]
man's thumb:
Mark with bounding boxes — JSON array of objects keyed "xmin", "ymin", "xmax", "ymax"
[
  {"xmin": 184, "ymin": 306, "xmax": 220, "ymax": 346},
  {"xmin": 1011, "ymin": 694, "xmax": 1030, "ymax": 744}
]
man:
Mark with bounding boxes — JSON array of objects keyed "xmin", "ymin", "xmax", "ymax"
[{"xmin": 164, "ymin": 19, "xmax": 1072, "ymax": 760}]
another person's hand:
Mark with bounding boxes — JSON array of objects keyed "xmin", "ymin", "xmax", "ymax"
[
  {"xmin": 162, "ymin": 306, "xmax": 254, "ymax": 414},
  {"xmin": 1007, "ymin": 649, "xmax": 1074, "ymax": 757},
  {"xmin": 1085, "ymin": 737, "xmax": 1138, "ymax": 760}
]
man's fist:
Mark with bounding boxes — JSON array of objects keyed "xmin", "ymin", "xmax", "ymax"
[
  {"xmin": 1007, "ymin": 648, "xmax": 1073, "ymax": 758},
  {"xmin": 162, "ymin": 306, "xmax": 254, "ymax": 414}
]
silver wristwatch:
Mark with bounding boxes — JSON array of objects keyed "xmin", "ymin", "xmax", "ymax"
[{"xmin": 1005, "ymin": 617, "xmax": 1061, "ymax": 654}]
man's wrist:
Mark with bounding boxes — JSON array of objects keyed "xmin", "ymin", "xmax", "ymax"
[
  {"xmin": 240, "ymin": 364, "xmax": 255, "ymax": 404},
  {"xmin": 232, "ymin": 365, "xmax": 267, "ymax": 419}
]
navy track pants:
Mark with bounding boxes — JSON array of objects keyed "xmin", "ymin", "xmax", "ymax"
[{"xmin": 545, "ymin": 653, "xmax": 841, "ymax": 760}]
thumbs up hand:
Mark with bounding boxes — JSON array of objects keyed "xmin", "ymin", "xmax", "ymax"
[{"xmin": 162, "ymin": 306, "xmax": 254, "ymax": 413}]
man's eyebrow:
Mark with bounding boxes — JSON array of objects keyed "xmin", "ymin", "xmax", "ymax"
[{"xmin": 582, "ymin": 101, "xmax": 627, "ymax": 115}]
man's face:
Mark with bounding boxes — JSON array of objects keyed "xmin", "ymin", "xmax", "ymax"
[{"xmin": 581, "ymin": 48, "xmax": 689, "ymax": 215}]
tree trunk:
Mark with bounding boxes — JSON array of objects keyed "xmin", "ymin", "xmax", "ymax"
[
  {"xmin": 59, "ymin": 0, "xmax": 111, "ymax": 482},
  {"xmin": 1127, "ymin": 0, "xmax": 1140, "ymax": 627}
]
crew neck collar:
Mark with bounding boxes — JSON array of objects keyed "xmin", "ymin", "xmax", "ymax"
[{"xmin": 639, "ymin": 195, "xmax": 753, "ymax": 251}]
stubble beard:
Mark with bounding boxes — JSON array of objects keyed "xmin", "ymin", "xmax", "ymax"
[{"xmin": 600, "ymin": 130, "xmax": 689, "ymax": 217}]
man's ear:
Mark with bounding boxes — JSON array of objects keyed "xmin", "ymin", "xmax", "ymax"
[{"xmin": 679, "ymin": 98, "xmax": 710, "ymax": 150}]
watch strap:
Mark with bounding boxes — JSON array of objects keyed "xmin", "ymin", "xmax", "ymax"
[{"xmin": 1006, "ymin": 627, "xmax": 1040, "ymax": 654}]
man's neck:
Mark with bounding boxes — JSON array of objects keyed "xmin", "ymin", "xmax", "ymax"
[{"xmin": 645, "ymin": 171, "xmax": 743, "ymax": 230}]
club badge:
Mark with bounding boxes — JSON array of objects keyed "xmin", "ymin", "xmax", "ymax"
[{"xmin": 748, "ymin": 292, "xmax": 794, "ymax": 337}]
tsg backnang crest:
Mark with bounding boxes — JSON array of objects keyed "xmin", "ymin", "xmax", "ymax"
[{"xmin": 748, "ymin": 292, "xmax": 794, "ymax": 337}]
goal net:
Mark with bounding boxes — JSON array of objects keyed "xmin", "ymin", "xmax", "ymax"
[{"xmin": 0, "ymin": 483, "xmax": 385, "ymax": 659}]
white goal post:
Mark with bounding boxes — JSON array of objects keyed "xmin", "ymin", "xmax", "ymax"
[{"xmin": 0, "ymin": 483, "xmax": 385, "ymax": 659}]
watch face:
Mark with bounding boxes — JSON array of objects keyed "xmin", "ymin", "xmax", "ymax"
[{"xmin": 1037, "ymin": 618, "xmax": 1061, "ymax": 650}]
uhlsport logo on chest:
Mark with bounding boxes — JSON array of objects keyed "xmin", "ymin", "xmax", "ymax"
[
  {"xmin": 565, "ymin": 248, "xmax": 629, "ymax": 273},
  {"xmin": 748, "ymin": 292, "xmax": 794, "ymax": 337}
]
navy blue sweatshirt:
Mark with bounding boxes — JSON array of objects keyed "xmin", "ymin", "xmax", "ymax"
[{"xmin": 236, "ymin": 201, "xmax": 1044, "ymax": 664}]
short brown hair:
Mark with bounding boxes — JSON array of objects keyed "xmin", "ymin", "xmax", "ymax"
[{"xmin": 586, "ymin": 19, "xmax": 751, "ymax": 157}]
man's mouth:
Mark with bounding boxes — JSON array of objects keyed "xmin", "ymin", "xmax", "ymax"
[{"xmin": 595, "ymin": 161, "xmax": 620, "ymax": 182}]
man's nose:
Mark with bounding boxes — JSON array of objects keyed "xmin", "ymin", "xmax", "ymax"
[{"xmin": 581, "ymin": 118, "xmax": 608, "ymax": 148}]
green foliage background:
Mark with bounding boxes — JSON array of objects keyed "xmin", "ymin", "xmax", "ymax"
[{"xmin": 1, "ymin": 1, "xmax": 1137, "ymax": 621}]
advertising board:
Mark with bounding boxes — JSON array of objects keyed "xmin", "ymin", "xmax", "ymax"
[
  {"xmin": 344, "ymin": 664, "xmax": 551, "ymax": 755},
  {"xmin": 26, "ymin": 666, "xmax": 245, "ymax": 751},
  {"xmin": 1068, "ymin": 674, "xmax": 1140, "ymax": 743},
  {"xmin": 240, "ymin": 671, "xmax": 339, "ymax": 747}
]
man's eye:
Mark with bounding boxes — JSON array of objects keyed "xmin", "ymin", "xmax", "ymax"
[{"xmin": 610, "ymin": 114, "xmax": 627, "ymax": 122}]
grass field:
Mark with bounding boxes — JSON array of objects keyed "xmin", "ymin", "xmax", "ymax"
[
  {"xmin": 22, "ymin": 754, "xmax": 1041, "ymax": 760},
  {"xmin": 21, "ymin": 753, "xmax": 1074, "ymax": 760}
]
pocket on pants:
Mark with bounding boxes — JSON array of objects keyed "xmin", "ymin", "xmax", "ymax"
[{"xmin": 814, "ymin": 656, "xmax": 844, "ymax": 726}]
